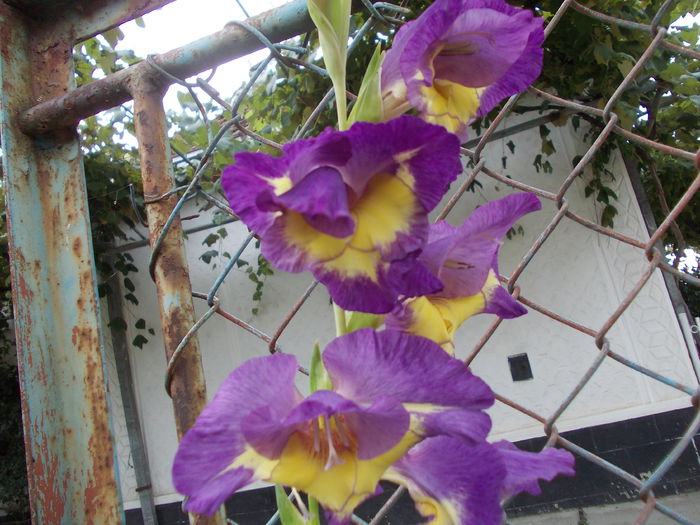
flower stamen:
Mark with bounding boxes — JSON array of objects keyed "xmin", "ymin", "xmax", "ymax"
[
  {"xmin": 335, "ymin": 416, "xmax": 351, "ymax": 447},
  {"xmin": 313, "ymin": 418, "xmax": 321, "ymax": 452},
  {"xmin": 323, "ymin": 416, "xmax": 344, "ymax": 470}
]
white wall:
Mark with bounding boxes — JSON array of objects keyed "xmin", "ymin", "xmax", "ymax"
[{"xmin": 102, "ymin": 110, "xmax": 699, "ymax": 509}]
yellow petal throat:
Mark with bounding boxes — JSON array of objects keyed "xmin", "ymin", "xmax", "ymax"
[
  {"xmin": 420, "ymin": 80, "xmax": 483, "ymax": 134},
  {"xmin": 231, "ymin": 425, "xmax": 420, "ymax": 519},
  {"xmin": 282, "ymin": 172, "xmax": 418, "ymax": 281}
]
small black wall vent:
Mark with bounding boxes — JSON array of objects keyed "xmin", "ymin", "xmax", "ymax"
[{"xmin": 508, "ymin": 353, "xmax": 533, "ymax": 381}]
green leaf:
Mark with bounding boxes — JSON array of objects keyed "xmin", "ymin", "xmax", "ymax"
[
  {"xmin": 123, "ymin": 277, "xmax": 135, "ymax": 292},
  {"xmin": 348, "ymin": 44, "xmax": 384, "ymax": 125},
  {"xmin": 203, "ymin": 233, "xmax": 219, "ymax": 247},
  {"xmin": 307, "ymin": 496, "xmax": 321, "ymax": 525},
  {"xmin": 310, "ymin": 342, "xmax": 332, "ymax": 393},
  {"xmin": 101, "ymin": 28, "xmax": 124, "ymax": 49},
  {"xmin": 345, "ymin": 311, "xmax": 383, "ymax": 333},
  {"xmin": 601, "ymin": 204, "xmax": 617, "ymax": 228},
  {"xmin": 275, "ymin": 485, "xmax": 306, "ymax": 525},
  {"xmin": 108, "ymin": 317, "xmax": 127, "ymax": 331},
  {"xmin": 307, "ymin": 0, "xmax": 351, "ymax": 128},
  {"xmin": 132, "ymin": 334, "xmax": 148, "ymax": 349}
]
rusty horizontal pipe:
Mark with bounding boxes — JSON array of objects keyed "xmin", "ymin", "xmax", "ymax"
[{"xmin": 19, "ymin": 0, "xmax": 318, "ymax": 135}]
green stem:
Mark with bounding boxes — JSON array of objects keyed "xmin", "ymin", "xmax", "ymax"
[
  {"xmin": 334, "ymin": 77, "xmax": 348, "ymax": 131},
  {"xmin": 333, "ymin": 303, "xmax": 347, "ymax": 336},
  {"xmin": 308, "ymin": 496, "xmax": 321, "ymax": 525}
]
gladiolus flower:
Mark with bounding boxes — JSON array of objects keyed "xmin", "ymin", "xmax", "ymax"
[
  {"xmin": 172, "ymin": 328, "xmax": 493, "ymax": 524},
  {"xmin": 386, "ymin": 193, "xmax": 542, "ymax": 352},
  {"xmin": 221, "ymin": 116, "xmax": 461, "ymax": 314},
  {"xmin": 384, "ymin": 436, "xmax": 574, "ymax": 524},
  {"xmin": 381, "ymin": 0, "xmax": 544, "ymax": 139}
]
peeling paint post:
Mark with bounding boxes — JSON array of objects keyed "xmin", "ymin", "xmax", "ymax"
[
  {"xmin": 0, "ymin": 4, "xmax": 121, "ymax": 523},
  {"xmin": 130, "ymin": 71, "xmax": 222, "ymax": 525}
]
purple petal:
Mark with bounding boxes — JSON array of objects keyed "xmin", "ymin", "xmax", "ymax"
[
  {"xmin": 226, "ymin": 117, "xmax": 460, "ymax": 314},
  {"xmin": 389, "ymin": 436, "xmax": 506, "ymax": 525},
  {"xmin": 341, "ymin": 116, "xmax": 462, "ymax": 212},
  {"xmin": 493, "ymin": 441, "xmax": 575, "ymax": 497},
  {"xmin": 459, "ymin": 193, "xmax": 542, "ymax": 239},
  {"xmin": 483, "ymin": 284, "xmax": 527, "ymax": 318},
  {"xmin": 182, "ymin": 467, "xmax": 254, "ymax": 515},
  {"xmin": 426, "ymin": 194, "xmax": 542, "ymax": 299},
  {"xmin": 416, "ymin": 220, "xmax": 458, "ymax": 277},
  {"xmin": 283, "ymin": 128, "xmax": 352, "ymax": 182},
  {"xmin": 324, "ymin": 328, "xmax": 494, "ymax": 415},
  {"xmin": 243, "ymin": 389, "xmax": 410, "ymax": 461},
  {"xmin": 430, "ymin": 234, "xmax": 499, "ymax": 299},
  {"xmin": 343, "ymin": 395, "xmax": 411, "ymax": 460},
  {"xmin": 413, "ymin": 409, "xmax": 492, "ymax": 445},
  {"xmin": 478, "ymin": 12, "xmax": 544, "ymax": 116},
  {"xmin": 271, "ymin": 166, "xmax": 354, "ymax": 238},
  {"xmin": 221, "ymin": 152, "xmax": 285, "ymax": 235},
  {"xmin": 433, "ymin": 1, "xmax": 537, "ymax": 89},
  {"xmin": 172, "ymin": 354, "xmax": 300, "ymax": 513},
  {"xmin": 384, "ymin": 0, "xmax": 544, "ymax": 131},
  {"xmin": 397, "ymin": 0, "xmax": 461, "ymax": 104}
]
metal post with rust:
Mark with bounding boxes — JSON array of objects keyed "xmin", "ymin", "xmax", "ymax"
[
  {"xmin": 130, "ymin": 70, "xmax": 222, "ymax": 525},
  {"xmin": 0, "ymin": 4, "xmax": 121, "ymax": 523}
]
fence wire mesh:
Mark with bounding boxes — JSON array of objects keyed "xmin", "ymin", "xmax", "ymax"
[
  {"xmin": 17, "ymin": 0, "xmax": 695, "ymax": 523},
  {"xmin": 114, "ymin": 0, "xmax": 700, "ymax": 523}
]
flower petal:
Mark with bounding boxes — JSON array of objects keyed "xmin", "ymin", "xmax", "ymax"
[
  {"xmin": 483, "ymin": 280, "xmax": 526, "ymax": 319},
  {"xmin": 243, "ymin": 389, "xmax": 410, "ymax": 461},
  {"xmin": 270, "ymin": 166, "xmax": 355, "ymax": 238},
  {"xmin": 477, "ymin": 10, "xmax": 544, "ymax": 116},
  {"xmin": 172, "ymin": 354, "xmax": 300, "ymax": 514},
  {"xmin": 396, "ymin": 0, "xmax": 461, "ymax": 104},
  {"xmin": 429, "ymin": 193, "xmax": 542, "ymax": 298},
  {"xmin": 324, "ymin": 328, "xmax": 493, "ymax": 441},
  {"xmin": 493, "ymin": 441, "xmax": 575, "ymax": 497},
  {"xmin": 386, "ymin": 436, "xmax": 506, "ymax": 525},
  {"xmin": 254, "ymin": 116, "xmax": 460, "ymax": 313},
  {"xmin": 458, "ymin": 193, "xmax": 542, "ymax": 240},
  {"xmin": 433, "ymin": 1, "xmax": 536, "ymax": 89},
  {"xmin": 270, "ymin": 430, "xmax": 419, "ymax": 523}
]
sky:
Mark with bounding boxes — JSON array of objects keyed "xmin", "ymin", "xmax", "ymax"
[{"xmin": 117, "ymin": 0, "xmax": 289, "ymax": 109}]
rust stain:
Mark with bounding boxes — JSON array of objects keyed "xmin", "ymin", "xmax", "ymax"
[
  {"xmin": 31, "ymin": 420, "xmax": 65, "ymax": 523},
  {"xmin": 71, "ymin": 236, "xmax": 82, "ymax": 256}
]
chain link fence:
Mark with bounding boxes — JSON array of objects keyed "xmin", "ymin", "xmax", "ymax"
[
  {"xmin": 4, "ymin": 0, "xmax": 700, "ymax": 523},
  {"xmin": 128, "ymin": 1, "xmax": 700, "ymax": 523}
]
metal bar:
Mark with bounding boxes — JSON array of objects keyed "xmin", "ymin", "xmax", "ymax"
[
  {"xmin": 130, "ymin": 71, "xmax": 221, "ymax": 525},
  {"xmin": 19, "ymin": 0, "xmax": 322, "ymax": 135},
  {"xmin": 105, "ymin": 268, "xmax": 159, "ymax": 525},
  {"xmin": 0, "ymin": 4, "xmax": 122, "ymax": 522},
  {"xmin": 61, "ymin": 0, "xmax": 176, "ymax": 44}
]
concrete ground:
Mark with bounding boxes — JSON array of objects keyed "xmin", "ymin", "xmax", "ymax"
[{"xmin": 507, "ymin": 493, "xmax": 700, "ymax": 525}]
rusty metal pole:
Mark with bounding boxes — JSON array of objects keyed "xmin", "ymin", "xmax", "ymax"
[
  {"xmin": 0, "ymin": 4, "xmax": 121, "ymax": 523},
  {"xmin": 130, "ymin": 70, "xmax": 222, "ymax": 525}
]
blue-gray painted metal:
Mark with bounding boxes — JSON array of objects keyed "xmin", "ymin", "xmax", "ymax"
[{"xmin": 0, "ymin": 4, "xmax": 122, "ymax": 522}]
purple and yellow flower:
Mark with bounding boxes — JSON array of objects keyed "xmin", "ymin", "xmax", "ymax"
[
  {"xmin": 221, "ymin": 116, "xmax": 461, "ymax": 314},
  {"xmin": 386, "ymin": 193, "xmax": 542, "ymax": 352},
  {"xmin": 381, "ymin": 0, "xmax": 544, "ymax": 139},
  {"xmin": 172, "ymin": 328, "xmax": 493, "ymax": 523},
  {"xmin": 384, "ymin": 436, "xmax": 574, "ymax": 524}
]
